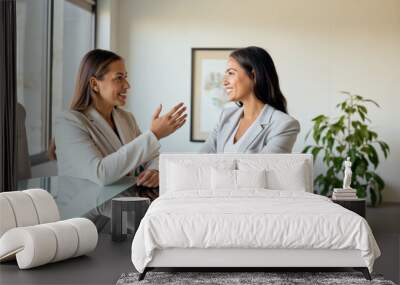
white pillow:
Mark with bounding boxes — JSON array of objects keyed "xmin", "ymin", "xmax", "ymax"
[
  {"xmin": 266, "ymin": 163, "xmax": 307, "ymax": 191},
  {"xmin": 237, "ymin": 159, "xmax": 308, "ymax": 191},
  {"xmin": 167, "ymin": 160, "xmax": 235, "ymax": 191},
  {"xmin": 237, "ymin": 169, "xmax": 267, "ymax": 189},
  {"xmin": 211, "ymin": 169, "xmax": 267, "ymax": 190},
  {"xmin": 167, "ymin": 163, "xmax": 207, "ymax": 191},
  {"xmin": 211, "ymin": 168, "xmax": 236, "ymax": 190}
]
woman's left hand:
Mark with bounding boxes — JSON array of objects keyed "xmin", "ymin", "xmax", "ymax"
[{"xmin": 137, "ymin": 169, "xmax": 159, "ymax": 188}]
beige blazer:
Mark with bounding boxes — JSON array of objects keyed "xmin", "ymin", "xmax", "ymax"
[
  {"xmin": 55, "ymin": 106, "xmax": 160, "ymax": 185},
  {"xmin": 200, "ymin": 104, "xmax": 300, "ymax": 153}
]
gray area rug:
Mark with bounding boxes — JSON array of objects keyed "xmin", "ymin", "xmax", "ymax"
[{"xmin": 116, "ymin": 271, "xmax": 396, "ymax": 285}]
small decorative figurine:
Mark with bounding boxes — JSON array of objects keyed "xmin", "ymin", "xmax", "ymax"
[{"xmin": 343, "ymin": 157, "xmax": 353, "ymax": 190}]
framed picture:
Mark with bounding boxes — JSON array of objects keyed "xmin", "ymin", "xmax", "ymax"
[{"xmin": 190, "ymin": 48, "xmax": 238, "ymax": 142}]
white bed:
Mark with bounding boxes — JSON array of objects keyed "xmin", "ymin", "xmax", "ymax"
[{"xmin": 131, "ymin": 154, "xmax": 380, "ymax": 280}]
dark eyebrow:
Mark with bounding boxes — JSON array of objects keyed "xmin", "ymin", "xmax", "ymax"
[{"xmin": 115, "ymin": 72, "xmax": 128, "ymax": 76}]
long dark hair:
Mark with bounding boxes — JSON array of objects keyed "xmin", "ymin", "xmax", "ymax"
[
  {"xmin": 230, "ymin": 46, "xmax": 287, "ymax": 114},
  {"xmin": 70, "ymin": 49, "xmax": 122, "ymax": 111}
]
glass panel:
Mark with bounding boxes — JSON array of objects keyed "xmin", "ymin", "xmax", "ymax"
[
  {"xmin": 63, "ymin": 0, "xmax": 95, "ymax": 107},
  {"xmin": 16, "ymin": 0, "xmax": 50, "ymax": 155},
  {"xmin": 52, "ymin": 0, "xmax": 95, "ymax": 121},
  {"xmin": 17, "ymin": 176, "xmax": 136, "ymax": 220}
]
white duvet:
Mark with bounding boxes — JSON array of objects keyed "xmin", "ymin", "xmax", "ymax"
[{"xmin": 131, "ymin": 190, "xmax": 380, "ymax": 273}]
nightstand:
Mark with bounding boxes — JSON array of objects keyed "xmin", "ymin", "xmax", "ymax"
[{"xmin": 332, "ymin": 199, "xmax": 366, "ymax": 218}]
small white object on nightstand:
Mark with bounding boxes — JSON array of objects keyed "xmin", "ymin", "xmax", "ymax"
[{"xmin": 343, "ymin": 157, "xmax": 353, "ymax": 190}]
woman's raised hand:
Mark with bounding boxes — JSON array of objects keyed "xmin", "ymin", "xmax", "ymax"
[{"xmin": 150, "ymin": 103, "xmax": 187, "ymax": 139}]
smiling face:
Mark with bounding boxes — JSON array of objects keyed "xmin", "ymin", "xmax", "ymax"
[
  {"xmin": 91, "ymin": 59, "xmax": 130, "ymax": 107},
  {"xmin": 223, "ymin": 57, "xmax": 254, "ymax": 102}
]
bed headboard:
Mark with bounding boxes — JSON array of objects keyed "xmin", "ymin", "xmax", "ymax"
[{"xmin": 159, "ymin": 153, "xmax": 313, "ymax": 195}]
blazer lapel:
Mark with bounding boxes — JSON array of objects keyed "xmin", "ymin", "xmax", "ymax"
[
  {"xmin": 238, "ymin": 105, "xmax": 273, "ymax": 153},
  {"xmin": 219, "ymin": 107, "xmax": 243, "ymax": 152},
  {"xmin": 112, "ymin": 108, "xmax": 133, "ymax": 145},
  {"xmin": 85, "ymin": 107, "xmax": 122, "ymax": 151}
]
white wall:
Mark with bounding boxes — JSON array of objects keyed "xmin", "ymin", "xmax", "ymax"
[{"xmin": 116, "ymin": 0, "xmax": 400, "ymax": 202}]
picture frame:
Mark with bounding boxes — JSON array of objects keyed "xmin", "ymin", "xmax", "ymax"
[{"xmin": 190, "ymin": 48, "xmax": 238, "ymax": 142}]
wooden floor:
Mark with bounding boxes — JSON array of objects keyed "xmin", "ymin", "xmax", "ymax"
[{"xmin": 1, "ymin": 203, "xmax": 399, "ymax": 285}]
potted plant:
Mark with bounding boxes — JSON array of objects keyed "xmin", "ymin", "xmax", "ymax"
[{"xmin": 302, "ymin": 91, "xmax": 390, "ymax": 206}]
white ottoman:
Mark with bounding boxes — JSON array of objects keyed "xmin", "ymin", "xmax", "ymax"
[{"xmin": 0, "ymin": 189, "xmax": 98, "ymax": 269}]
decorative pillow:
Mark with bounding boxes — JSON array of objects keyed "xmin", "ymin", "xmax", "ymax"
[
  {"xmin": 211, "ymin": 169, "xmax": 267, "ymax": 190},
  {"xmin": 168, "ymin": 163, "xmax": 209, "ymax": 191},
  {"xmin": 167, "ymin": 160, "xmax": 235, "ymax": 191},
  {"xmin": 237, "ymin": 159, "xmax": 308, "ymax": 191},
  {"xmin": 211, "ymin": 168, "xmax": 236, "ymax": 190},
  {"xmin": 236, "ymin": 169, "xmax": 267, "ymax": 189},
  {"xmin": 265, "ymin": 163, "xmax": 307, "ymax": 191}
]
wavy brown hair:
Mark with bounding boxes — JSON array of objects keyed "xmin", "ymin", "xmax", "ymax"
[
  {"xmin": 70, "ymin": 49, "xmax": 122, "ymax": 111},
  {"xmin": 50, "ymin": 49, "xmax": 122, "ymax": 160}
]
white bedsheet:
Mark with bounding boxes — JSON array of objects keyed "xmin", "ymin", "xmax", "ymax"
[{"xmin": 131, "ymin": 190, "xmax": 380, "ymax": 273}]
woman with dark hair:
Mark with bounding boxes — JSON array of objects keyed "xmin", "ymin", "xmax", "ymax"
[
  {"xmin": 55, "ymin": 49, "xmax": 186, "ymax": 186},
  {"xmin": 200, "ymin": 46, "xmax": 300, "ymax": 153}
]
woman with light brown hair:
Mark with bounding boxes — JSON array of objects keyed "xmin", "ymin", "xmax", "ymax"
[{"xmin": 55, "ymin": 49, "xmax": 186, "ymax": 187}]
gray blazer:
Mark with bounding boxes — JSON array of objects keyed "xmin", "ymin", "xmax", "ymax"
[
  {"xmin": 55, "ymin": 106, "xmax": 160, "ymax": 186},
  {"xmin": 200, "ymin": 105, "xmax": 300, "ymax": 153}
]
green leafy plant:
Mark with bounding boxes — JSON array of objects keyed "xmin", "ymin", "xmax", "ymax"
[{"xmin": 302, "ymin": 91, "xmax": 390, "ymax": 206}]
